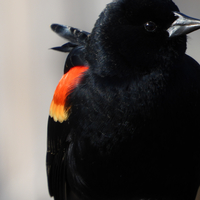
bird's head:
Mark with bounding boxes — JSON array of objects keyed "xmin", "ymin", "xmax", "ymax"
[{"xmin": 87, "ymin": 0, "xmax": 200, "ymax": 76}]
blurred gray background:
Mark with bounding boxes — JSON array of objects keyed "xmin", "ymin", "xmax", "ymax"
[{"xmin": 0, "ymin": 0, "xmax": 200, "ymax": 200}]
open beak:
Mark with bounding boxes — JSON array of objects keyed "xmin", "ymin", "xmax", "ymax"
[{"xmin": 167, "ymin": 11, "xmax": 200, "ymax": 37}]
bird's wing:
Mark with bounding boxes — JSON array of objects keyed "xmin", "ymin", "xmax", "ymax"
[{"xmin": 47, "ymin": 26, "xmax": 89, "ymax": 199}]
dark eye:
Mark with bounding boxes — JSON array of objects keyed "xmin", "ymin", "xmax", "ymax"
[{"xmin": 144, "ymin": 21, "xmax": 157, "ymax": 32}]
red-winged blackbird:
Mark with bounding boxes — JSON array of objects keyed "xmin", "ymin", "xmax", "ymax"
[{"xmin": 47, "ymin": 0, "xmax": 200, "ymax": 200}]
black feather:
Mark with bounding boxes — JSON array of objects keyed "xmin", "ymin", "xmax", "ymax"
[
  {"xmin": 51, "ymin": 43, "xmax": 78, "ymax": 53},
  {"xmin": 51, "ymin": 24, "xmax": 90, "ymax": 46}
]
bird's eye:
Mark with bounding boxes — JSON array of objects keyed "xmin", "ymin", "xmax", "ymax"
[{"xmin": 144, "ymin": 21, "xmax": 157, "ymax": 32}]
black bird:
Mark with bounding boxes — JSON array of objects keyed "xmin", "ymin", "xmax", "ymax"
[{"xmin": 47, "ymin": 0, "xmax": 200, "ymax": 200}]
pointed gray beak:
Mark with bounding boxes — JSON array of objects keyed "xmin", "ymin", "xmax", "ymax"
[{"xmin": 167, "ymin": 11, "xmax": 200, "ymax": 37}]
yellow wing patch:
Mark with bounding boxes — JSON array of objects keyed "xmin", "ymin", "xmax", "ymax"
[{"xmin": 49, "ymin": 100, "xmax": 71, "ymax": 123}]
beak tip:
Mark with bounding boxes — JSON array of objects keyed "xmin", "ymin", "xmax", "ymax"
[{"xmin": 167, "ymin": 12, "xmax": 200, "ymax": 38}]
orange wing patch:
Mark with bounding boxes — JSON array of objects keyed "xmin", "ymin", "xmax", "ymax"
[{"xmin": 49, "ymin": 66, "xmax": 89, "ymax": 123}]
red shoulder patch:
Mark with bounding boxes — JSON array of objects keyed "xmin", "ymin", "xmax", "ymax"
[{"xmin": 49, "ymin": 66, "xmax": 89, "ymax": 123}]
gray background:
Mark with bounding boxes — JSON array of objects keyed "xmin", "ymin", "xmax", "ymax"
[{"xmin": 0, "ymin": 0, "xmax": 200, "ymax": 199}]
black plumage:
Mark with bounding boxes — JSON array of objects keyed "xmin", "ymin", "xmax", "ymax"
[{"xmin": 47, "ymin": 0, "xmax": 200, "ymax": 200}]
